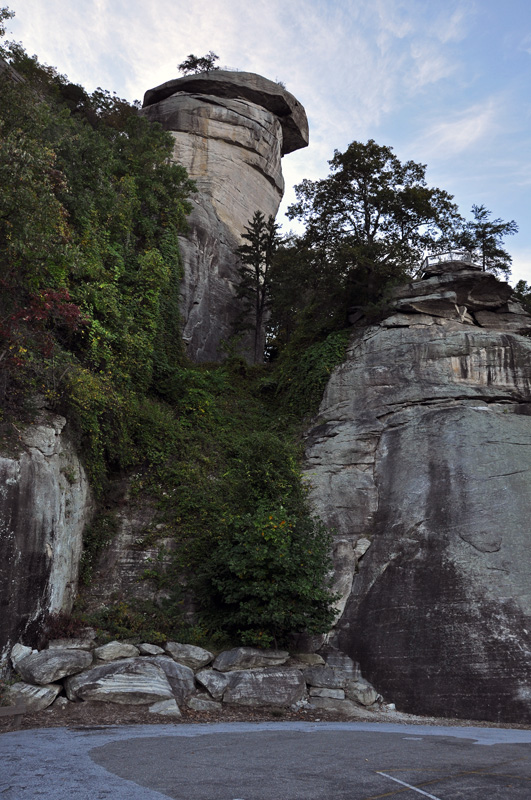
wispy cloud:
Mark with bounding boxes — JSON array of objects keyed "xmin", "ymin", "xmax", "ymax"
[{"xmin": 412, "ymin": 98, "xmax": 501, "ymax": 161}]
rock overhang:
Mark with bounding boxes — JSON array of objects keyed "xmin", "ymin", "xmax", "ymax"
[{"xmin": 143, "ymin": 70, "xmax": 309, "ymax": 155}]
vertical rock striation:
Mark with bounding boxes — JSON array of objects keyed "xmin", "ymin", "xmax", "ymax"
[
  {"xmin": 141, "ymin": 71, "xmax": 308, "ymax": 362},
  {"xmin": 0, "ymin": 412, "xmax": 93, "ymax": 668},
  {"xmin": 304, "ymin": 261, "xmax": 531, "ymax": 723}
]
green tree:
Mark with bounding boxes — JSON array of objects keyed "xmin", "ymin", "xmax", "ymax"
[
  {"xmin": 514, "ymin": 280, "xmax": 531, "ymax": 315},
  {"xmin": 177, "ymin": 51, "xmax": 219, "ymax": 75},
  {"xmin": 454, "ymin": 204, "xmax": 518, "ymax": 276},
  {"xmin": 287, "ymin": 139, "xmax": 461, "ymax": 308},
  {"xmin": 236, "ymin": 211, "xmax": 280, "ymax": 363},
  {"xmin": 200, "ymin": 504, "xmax": 338, "ymax": 648}
]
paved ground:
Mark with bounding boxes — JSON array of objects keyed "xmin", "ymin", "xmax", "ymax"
[{"xmin": 2, "ymin": 721, "xmax": 531, "ymax": 799}]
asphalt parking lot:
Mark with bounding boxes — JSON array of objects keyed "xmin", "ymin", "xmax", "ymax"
[{"xmin": 2, "ymin": 721, "xmax": 531, "ymax": 799}]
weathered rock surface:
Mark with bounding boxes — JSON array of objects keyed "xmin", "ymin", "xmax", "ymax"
[
  {"xmin": 94, "ymin": 641, "xmax": 140, "ymax": 661},
  {"xmin": 164, "ymin": 641, "xmax": 213, "ymax": 669},
  {"xmin": 3, "ymin": 681, "xmax": 61, "ymax": 712},
  {"xmin": 0, "ymin": 412, "xmax": 93, "ymax": 667},
  {"xmin": 64, "ymin": 659, "xmax": 173, "ymax": 704},
  {"xmin": 16, "ymin": 648, "xmax": 92, "ymax": 685},
  {"xmin": 138, "ymin": 643, "xmax": 165, "ymax": 656},
  {"xmin": 223, "ymin": 667, "xmax": 306, "ymax": 707},
  {"xmin": 188, "ymin": 694, "xmax": 222, "ymax": 712},
  {"xmin": 212, "ymin": 647, "xmax": 289, "ymax": 671},
  {"xmin": 149, "ymin": 699, "xmax": 181, "ymax": 716},
  {"xmin": 195, "ymin": 669, "xmax": 230, "ymax": 700},
  {"xmin": 141, "ymin": 71, "xmax": 308, "ymax": 362},
  {"xmin": 6, "ymin": 638, "xmax": 384, "ymax": 713},
  {"xmin": 305, "ymin": 263, "xmax": 531, "ymax": 723},
  {"xmin": 142, "ymin": 656, "xmax": 195, "ymax": 703}
]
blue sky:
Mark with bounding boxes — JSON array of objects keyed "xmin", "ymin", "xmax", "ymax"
[{"xmin": 6, "ymin": 0, "xmax": 531, "ymax": 284}]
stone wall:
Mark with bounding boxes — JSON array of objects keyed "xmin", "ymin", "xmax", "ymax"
[
  {"xmin": 304, "ymin": 263, "xmax": 531, "ymax": 723},
  {"xmin": 141, "ymin": 71, "xmax": 308, "ymax": 362}
]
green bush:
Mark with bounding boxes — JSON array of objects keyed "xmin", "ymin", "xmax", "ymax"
[{"xmin": 197, "ymin": 503, "xmax": 339, "ymax": 648}]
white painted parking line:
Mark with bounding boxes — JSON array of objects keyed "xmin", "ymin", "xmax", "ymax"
[{"xmin": 376, "ymin": 771, "xmax": 442, "ymax": 799}]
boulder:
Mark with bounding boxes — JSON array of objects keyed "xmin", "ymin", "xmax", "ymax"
[
  {"xmin": 3, "ymin": 681, "xmax": 61, "ymax": 712},
  {"xmin": 149, "ymin": 699, "xmax": 181, "ymax": 717},
  {"xmin": 291, "ymin": 653, "xmax": 325, "ymax": 666},
  {"xmin": 93, "ymin": 641, "xmax": 140, "ymax": 661},
  {"xmin": 303, "ymin": 666, "xmax": 345, "ymax": 689},
  {"xmin": 308, "ymin": 696, "xmax": 364, "ymax": 717},
  {"xmin": 142, "ymin": 656, "xmax": 195, "ymax": 703},
  {"xmin": 305, "ymin": 265, "xmax": 531, "ymax": 723},
  {"xmin": 188, "ymin": 695, "xmax": 222, "ymax": 712},
  {"xmin": 309, "ymin": 687, "xmax": 345, "ymax": 699},
  {"xmin": 138, "ymin": 643, "xmax": 165, "ymax": 656},
  {"xmin": 212, "ymin": 647, "xmax": 289, "ymax": 672},
  {"xmin": 223, "ymin": 667, "xmax": 306, "ymax": 707},
  {"xmin": 345, "ymin": 678, "xmax": 381, "ymax": 707},
  {"xmin": 64, "ymin": 659, "xmax": 173, "ymax": 705},
  {"xmin": 10, "ymin": 644, "xmax": 32, "ymax": 669},
  {"xmin": 16, "ymin": 648, "xmax": 92, "ymax": 685},
  {"xmin": 195, "ymin": 669, "xmax": 230, "ymax": 700},
  {"xmin": 164, "ymin": 642, "xmax": 213, "ymax": 669}
]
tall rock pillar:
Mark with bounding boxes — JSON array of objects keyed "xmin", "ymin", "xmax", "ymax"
[{"xmin": 141, "ymin": 71, "xmax": 308, "ymax": 362}]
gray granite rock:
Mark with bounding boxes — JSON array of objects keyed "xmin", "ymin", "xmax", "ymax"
[
  {"xmin": 291, "ymin": 653, "xmax": 325, "ymax": 666},
  {"xmin": 308, "ymin": 696, "xmax": 364, "ymax": 717},
  {"xmin": 195, "ymin": 669, "xmax": 230, "ymax": 700},
  {"xmin": 187, "ymin": 694, "xmax": 222, "ymax": 712},
  {"xmin": 142, "ymin": 656, "xmax": 195, "ymax": 703},
  {"xmin": 223, "ymin": 667, "xmax": 306, "ymax": 707},
  {"xmin": 4, "ymin": 681, "xmax": 61, "ymax": 712},
  {"xmin": 149, "ymin": 699, "xmax": 181, "ymax": 716},
  {"xmin": 141, "ymin": 71, "xmax": 308, "ymax": 363},
  {"xmin": 305, "ymin": 265, "xmax": 531, "ymax": 724},
  {"xmin": 138, "ymin": 643, "xmax": 165, "ymax": 656},
  {"xmin": 345, "ymin": 678, "xmax": 381, "ymax": 707},
  {"xmin": 309, "ymin": 687, "xmax": 345, "ymax": 699},
  {"xmin": 164, "ymin": 642, "xmax": 213, "ymax": 669},
  {"xmin": 10, "ymin": 643, "xmax": 32, "ymax": 669},
  {"xmin": 64, "ymin": 659, "xmax": 173, "ymax": 704},
  {"xmin": 213, "ymin": 647, "xmax": 289, "ymax": 672},
  {"xmin": 0, "ymin": 412, "xmax": 93, "ymax": 669},
  {"xmin": 303, "ymin": 665, "xmax": 345, "ymax": 689},
  {"xmin": 16, "ymin": 648, "xmax": 92, "ymax": 685},
  {"xmin": 93, "ymin": 641, "xmax": 140, "ymax": 661}
]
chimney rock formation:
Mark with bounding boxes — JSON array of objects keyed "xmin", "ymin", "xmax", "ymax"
[{"xmin": 142, "ymin": 71, "xmax": 308, "ymax": 362}]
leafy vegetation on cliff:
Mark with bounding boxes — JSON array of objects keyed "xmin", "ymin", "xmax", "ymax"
[{"xmin": 0, "ymin": 16, "xmax": 341, "ymax": 648}]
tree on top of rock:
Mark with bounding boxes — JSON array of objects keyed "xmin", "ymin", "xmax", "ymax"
[
  {"xmin": 454, "ymin": 204, "xmax": 518, "ymax": 276},
  {"xmin": 285, "ymin": 139, "xmax": 461, "ymax": 317},
  {"xmin": 177, "ymin": 51, "xmax": 220, "ymax": 75}
]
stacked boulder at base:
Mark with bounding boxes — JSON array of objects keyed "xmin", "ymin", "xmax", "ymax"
[
  {"xmin": 141, "ymin": 71, "xmax": 308, "ymax": 362},
  {"xmin": 2, "ymin": 636, "xmax": 382, "ymax": 718},
  {"xmin": 304, "ymin": 254, "xmax": 531, "ymax": 724}
]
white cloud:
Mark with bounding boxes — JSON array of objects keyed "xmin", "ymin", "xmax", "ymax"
[{"xmin": 412, "ymin": 98, "xmax": 500, "ymax": 161}]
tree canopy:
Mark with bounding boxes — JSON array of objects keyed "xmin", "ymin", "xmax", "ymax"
[{"xmin": 287, "ymin": 140, "xmax": 460, "ymax": 300}]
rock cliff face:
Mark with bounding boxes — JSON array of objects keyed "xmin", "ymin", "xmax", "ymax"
[
  {"xmin": 142, "ymin": 71, "xmax": 308, "ymax": 362},
  {"xmin": 304, "ymin": 261, "xmax": 531, "ymax": 723},
  {"xmin": 0, "ymin": 413, "xmax": 93, "ymax": 668}
]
